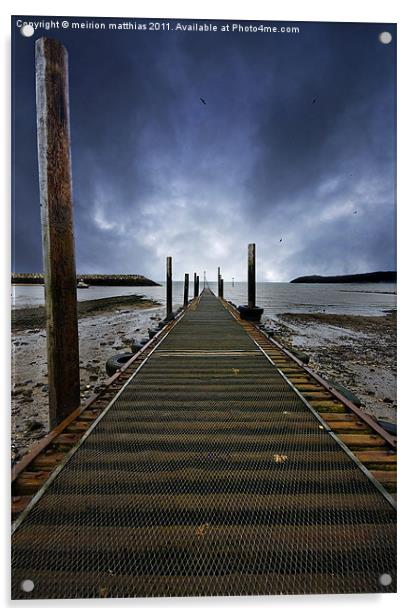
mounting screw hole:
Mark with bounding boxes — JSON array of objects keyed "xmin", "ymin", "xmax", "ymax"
[
  {"xmin": 20, "ymin": 579, "xmax": 35, "ymax": 592},
  {"xmin": 379, "ymin": 573, "xmax": 392, "ymax": 586},
  {"xmin": 379, "ymin": 31, "xmax": 392, "ymax": 44},
  {"xmin": 20, "ymin": 24, "xmax": 34, "ymax": 37}
]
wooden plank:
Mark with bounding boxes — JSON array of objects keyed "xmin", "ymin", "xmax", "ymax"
[
  {"xmin": 339, "ymin": 434, "xmax": 387, "ymax": 449},
  {"xmin": 31, "ymin": 492, "xmax": 395, "ymax": 515},
  {"xmin": 14, "ymin": 471, "xmax": 51, "ymax": 495},
  {"xmin": 325, "ymin": 421, "xmax": 371, "ymax": 433},
  {"xmin": 13, "ymin": 522, "xmax": 393, "ymax": 552},
  {"xmin": 355, "ymin": 450, "xmax": 397, "ymax": 465},
  {"xmin": 35, "ymin": 37, "xmax": 80, "ymax": 427},
  {"xmin": 11, "ymin": 495, "xmax": 33, "ymax": 516},
  {"xmin": 29, "ymin": 452, "xmax": 66, "ymax": 471},
  {"xmin": 29, "ymin": 468, "xmax": 372, "ymax": 489},
  {"xmin": 371, "ymin": 470, "xmax": 397, "ymax": 486}
]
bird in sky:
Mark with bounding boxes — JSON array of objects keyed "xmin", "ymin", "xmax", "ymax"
[
  {"xmin": 200, "ymin": 97, "xmax": 206, "ymax": 105},
  {"xmin": 279, "ymin": 238, "xmax": 283, "ymax": 242},
  {"xmin": 312, "ymin": 98, "xmax": 317, "ymax": 104},
  {"xmin": 353, "ymin": 211, "xmax": 358, "ymax": 215}
]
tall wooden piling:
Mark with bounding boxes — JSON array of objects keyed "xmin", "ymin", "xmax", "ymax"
[
  {"xmin": 35, "ymin": 38, "xmax": 80, "ymax": 427},
  {"xmin": 194, "ymin": 273, "xmax": 198, "ymax": 298},
  {"xmin": 184, "ymin": 273, "xmax": 189, "ymax": 306},
  {"xmin": 196, "ymin": 275, "xmax": 200, "ymax": 297},
  {"xmin": 217, "ymin": 267, "xmax": 221, "ymax": 296},
  {"xmin": 248, "ymin": 243, "xmax": 256, "ymax": 309},
  {"xmin": 166, "ymin": 257, "xmax": 173, "ymax": 317},
  {"xmin": 238, "ymin": 243, "xmax": 263, "ymax": 321},
  {"xmin": 219, "ymin": 277, "xmax": 224, "ymax": 298}
]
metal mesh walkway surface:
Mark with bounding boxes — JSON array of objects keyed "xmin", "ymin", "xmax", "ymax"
[{"xmin": 11, "ymin": 289, "xmax": 396, "ymax": 598}]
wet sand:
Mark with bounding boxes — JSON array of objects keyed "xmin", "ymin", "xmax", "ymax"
[
  {"xmin": 11, "ymin": 295, "xmax": 164, "ymax": 463},
  {"xmin": 264, "ymin": 310, "xmax": 396, "ymax": 424}
]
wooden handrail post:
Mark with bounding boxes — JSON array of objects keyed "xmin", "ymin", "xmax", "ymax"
[
  {"xmin": 184, "ymin": 273, "xmax": 189, "ymax": 306},
  {"xmin": 166, "ymin": 257, "xmax": 173, "ymax": 317},
  {"xmin": 35, "ymin": 37, "xmax": 80, "ymax": 428}
]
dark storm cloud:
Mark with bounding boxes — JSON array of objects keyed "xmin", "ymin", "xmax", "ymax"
[{"xmin": 12, "ymin": 18, "xmax": 396, "ymax": 281}]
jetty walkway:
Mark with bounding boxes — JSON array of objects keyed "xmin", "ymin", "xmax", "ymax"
[{"xmin": 12, "ymin": 289, "xmax": 396, "ymax": 598}]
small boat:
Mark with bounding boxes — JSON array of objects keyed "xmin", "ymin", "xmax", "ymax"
[{"xmin": 77, "ymin": 280, "xmax": 89, "ymax": 289}]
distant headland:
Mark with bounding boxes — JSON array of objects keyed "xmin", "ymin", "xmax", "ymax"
[
  {"xmin": 290, "ymin": 271, "xmax": 397, "ymax": 284},
  {"xmin": 12, "ymin": 273, "xmax": 160, "ymax": 286}
]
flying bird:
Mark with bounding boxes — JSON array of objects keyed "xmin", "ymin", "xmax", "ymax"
[
  {"xmin": 279, "ymin": 238, "xmax": 283, "ymax": 242},
  {"xmin": 312, "ymin": 98, "xmax": 317, "ymax": 104},
  {"xmin": 200, "ymin": 97, "xmax": 206, "ymax": 105},
  {"xmin": 353, "ymin": 210, "xmax": 358, "ymax": 214}
]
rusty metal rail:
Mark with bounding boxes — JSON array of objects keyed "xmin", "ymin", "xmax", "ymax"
[{"xmin": 11, "ymin": 289, "xmax": 396, "ymax": 598}]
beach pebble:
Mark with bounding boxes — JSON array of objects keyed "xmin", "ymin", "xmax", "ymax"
[{"xmin": 25, "ymin": 419, "xmax": 44, "ymax": 432}]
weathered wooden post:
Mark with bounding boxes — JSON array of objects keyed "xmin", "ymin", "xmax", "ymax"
[
  {"xmin": 166, "ymin": 257, "xmax": 173, "ymax": 317},
  {"xmin": 219, "ymin": 277, "xmax": 224, "ymax": 298},
  {"xmin": 238, "ymin": 243, "xmax": 263, "ymax": 321},
  {"xmin": 196, "ymin": 275, "xmax": 200, "ymax": 296},
  {"xmin": 35, "ymin": 37, "xmax": 80, "ymax": 427},
  {"xmin": 248, "ymin": 243, "xmax": 256, "ymax": 308},
  {"xmin": 184, "ymin": 273, "xmax": 189, "ymax": 307},
  {"xmin": 217, "ymin": 266, "xmax": 221, "ymax": 296},
  {"xmin": 193, "ymin": 272, "xmax": 198, "ymax": 298}
]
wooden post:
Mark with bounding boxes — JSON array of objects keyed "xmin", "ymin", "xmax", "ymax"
[
  {"xmin": 35, "ymin": 38, "xmax": 80, "ymax": 428},
  {"xmin": 220, "ymin": 277, "xmax": 224, "ymax": 298},
  {"xmin": 248, "ymin": 243, "xmax": 256, "ymax": 308},
  {"xmin": 217, "ymin": 266, "xmax": 221, "ymax": 296},
  {"xmin": 166, "ymin": 257, "xmax": 173, "ymax": 317},
  {"xmin": 196, "ymin": 275, "xmax": 200, "ymax": 296},
  {"xmin": 184, "ymin": 273, "xmax": 189, "ymax": 306},
  {"xmin": 193, "ymin": 272, "xmax": 198, "ymax": 298}
]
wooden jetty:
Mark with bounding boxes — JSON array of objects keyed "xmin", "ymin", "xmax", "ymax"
[
  {"xmin": 11, "ymin": 288, "xmax": 396, "ymax": 598},
  {"xmin": 11, "ymin": 37, "xmax": 396, "ymax": 600}
]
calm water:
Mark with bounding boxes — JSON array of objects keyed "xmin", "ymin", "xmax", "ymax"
[{"xmin": 12, "ymin": 282, "xmax": 396, "ymax": 317}]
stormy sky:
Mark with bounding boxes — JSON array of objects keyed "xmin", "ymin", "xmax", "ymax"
[{"xmin": 12, "ymin": 17, "xmax": 396, "ymax": 282}]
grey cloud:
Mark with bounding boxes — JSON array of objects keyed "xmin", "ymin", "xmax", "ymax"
[{"xmin": 12, "ymin": 19, "xmax": 396, "ymax": 282}]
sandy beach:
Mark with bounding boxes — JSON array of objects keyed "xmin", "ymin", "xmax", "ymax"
[
  {"xmin": 11, "ymin": 295, "xmax": 396, "ymax": 464},
  {"xmin": 263, "ymin": 310, "xmax": 397, "ymax": 424},
  {"xmin": 11, "ymin": 295, "xmax": 165, "ymax": 463}
]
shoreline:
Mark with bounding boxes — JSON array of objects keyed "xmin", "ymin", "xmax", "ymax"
[
  {"xmin": 263, "ymin": 310, "xmax": 396, "ymax": 424},
  {"xmin": 11, "ymin": 295, "xmax": 167, "ymax": 463},
  {"xmin": 12, "ymin": 294, "xmax": 159, "ymax": 332}
]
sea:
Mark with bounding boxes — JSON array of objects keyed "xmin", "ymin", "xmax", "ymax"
[{"xmin": 12, "ymin": 282, "xmax": 397, "ymax": 318}]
